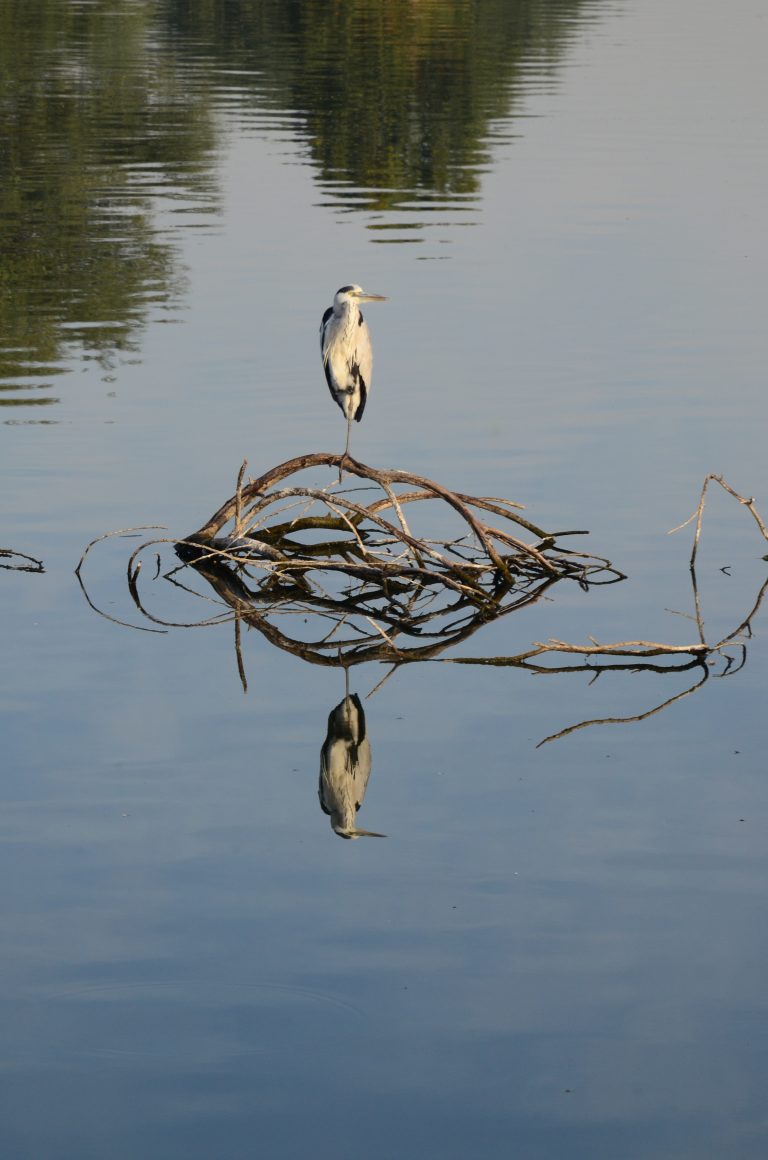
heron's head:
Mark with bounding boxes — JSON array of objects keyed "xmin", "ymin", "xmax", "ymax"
[{"xmin": 334, "ymin": 284, "xmax": 388, "ymax": 308}]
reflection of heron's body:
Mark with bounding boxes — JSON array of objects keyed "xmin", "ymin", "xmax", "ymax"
[
  {"xmin": 320, "ymin": 284, "xmax": 387, "ymax": 465},
  {"xmin": 319, "ymin": 687, "xmax": 385, "ymax": 839}
]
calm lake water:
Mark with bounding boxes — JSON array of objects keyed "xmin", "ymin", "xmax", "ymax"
[{"xmin": 2, "ymin": 2, "xmax": 768, "ymax": 1157}]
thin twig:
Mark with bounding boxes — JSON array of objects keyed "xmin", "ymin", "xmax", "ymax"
[
  {"xmin": 234, "ymin": 459, "xmax": 248, "ymax": 539},
  {"xmin": 669, "ymin": 473, "xmax": 768, "ymax": 568}
]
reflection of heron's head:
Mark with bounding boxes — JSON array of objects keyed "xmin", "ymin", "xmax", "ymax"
[{"xmin": 332, "ymin": 825, "xmax": 387, "ymax": 840}]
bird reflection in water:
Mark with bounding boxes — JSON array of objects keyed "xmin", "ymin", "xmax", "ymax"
[{"xmin": 319, "ymin": 674, "xmax": 386, "ymax": 840}]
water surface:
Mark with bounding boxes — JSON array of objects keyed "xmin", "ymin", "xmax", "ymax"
[{"xmin": 2, "ymin": 2, "xmax": 768, "ymax": 1157}]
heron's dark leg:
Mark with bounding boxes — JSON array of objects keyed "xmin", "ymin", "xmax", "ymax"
[{"xmin": 339, "ymin": 415, "xmax": 352, "ymax": 483}]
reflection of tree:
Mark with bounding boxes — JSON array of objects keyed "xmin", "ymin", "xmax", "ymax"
[
  {"xmin": 164, "ymin": 0, "xmax": 592, "ymax": 211},
  {"xmin": 0, "ymin": 1, "xmax": 217, "ymax": 406},
  {"xmin": 1, "ymin": 0, "xmax": 600, "ymax": 406}
]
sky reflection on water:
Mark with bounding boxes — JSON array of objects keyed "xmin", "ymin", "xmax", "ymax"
[{"xmin": 2, "ymin": 0, "xmax": 768, "ymax": 1157}]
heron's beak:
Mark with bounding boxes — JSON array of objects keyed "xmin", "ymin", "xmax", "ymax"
[
  {"xmin": 334, "ymin": 827, "xmax": 387, "ymax": 839},
  {"xmin": 353, "ymin": 291, "xmax": 388, "ymax": 303}
]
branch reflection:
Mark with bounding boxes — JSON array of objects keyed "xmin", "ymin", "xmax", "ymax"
[
  {"xmin": 77, "ymin": 530, "xmax": 767, "ymax": 735},
  {"xmin": 1, "ymin": 547, "xmax": 45, "ymax": 573},
  {"xmin": 75, "ymin": 469, "xmax": 768, "ymax": 767}
]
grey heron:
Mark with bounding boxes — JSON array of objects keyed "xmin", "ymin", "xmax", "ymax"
[
  {"xmin": 319, "ymin": 681, "xmax": 385, "ymax": 840},
  {"xmin": 320, "ymin": 284, "xmax": 387, "ymax": 470}
]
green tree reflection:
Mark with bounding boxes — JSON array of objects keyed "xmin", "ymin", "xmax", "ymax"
[
  {"xmin": 1, "ymin": 0, "xmax": 596, "ymax": 411},
  {"xmin": 164, "ymin": 0, "xmax": 592, "ymax": 210},
  {"xmin": 0, "ymin": 1, "xmax": 217, "ymax": 409}
]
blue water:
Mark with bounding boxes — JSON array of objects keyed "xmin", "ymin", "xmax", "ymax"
[{"xmin": 2, "ymin": 2, "xmax": 767, "ymax": 1156}]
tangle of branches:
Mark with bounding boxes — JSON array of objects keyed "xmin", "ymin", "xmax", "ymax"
[
  {"xmin": 76, "ymin": 465, "xmax": 767, "ymax": 740},
  {"xmin": 95, "ymin": 452, "xmax": 624, "ymax": 664}
]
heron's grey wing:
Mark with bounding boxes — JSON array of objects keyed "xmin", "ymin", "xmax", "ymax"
[
  {"xmin": 319, "ymin": 694, "xmax": 352, "ymax": 815},
  {"xmin": 318, "ymin": 741, "xmax": 334, "ymax": 816},
  {"xmin": 320, "ymin": 306, "xmax": 333, "ymax": 354},
  {"xmin": 351, "ymin": 313, "xmax": 373, "ymax": 422},
  {"xmin": 319, "ymin": 737, "xmax": 360, "ymax": 830},
  {"xmin": 345, "ymin": 693, "xmax": 372, "ymax": 807},
  {"xmin": 352, "ymin": 737, "xmax": 372, "ymax": 808},
  {"xmin": 320, "ymin": 308, "xmax": 348, "ymax": 413}
]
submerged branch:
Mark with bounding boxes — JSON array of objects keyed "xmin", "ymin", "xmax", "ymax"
[{"xmin": 77, "ymin": 465, "xmax": 766, "ymax": 744}]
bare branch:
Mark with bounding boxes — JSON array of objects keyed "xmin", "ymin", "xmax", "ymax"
[{"xmin": 77, "ymin": 462, "xmax": 765, "ymax": 745}]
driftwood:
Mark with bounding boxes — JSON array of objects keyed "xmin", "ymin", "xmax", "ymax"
[
  {"xmin": 96, "ymin": 453, "xmax": 625, "ymax": 667},
  {"xmin": 75, "ymin": 465, "xmax": 767, "ymax": 741},
  {"xmin": 440, "ymin": 474, "xmax": 768, "ymax": 741},
  {"xmin": 177, "ymin": 451, "xmax": 617, "ymax": 589}
]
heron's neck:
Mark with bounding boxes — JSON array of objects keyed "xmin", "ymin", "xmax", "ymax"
[{"xmin": 336, "ymin": 300, "xmax": 360, "ymax": 331}]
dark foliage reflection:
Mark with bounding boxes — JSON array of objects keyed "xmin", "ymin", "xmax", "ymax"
[
  {"xmin": 0, "ymin": 2, "xmax": 217, "ymax": 410},
  {"xmin": 164, "ymin": 0, "xmax": 599, "ymax": 223},
  {"xmin": 1, "ymin": 0, "xmax": 604, "ymax": 411}
]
